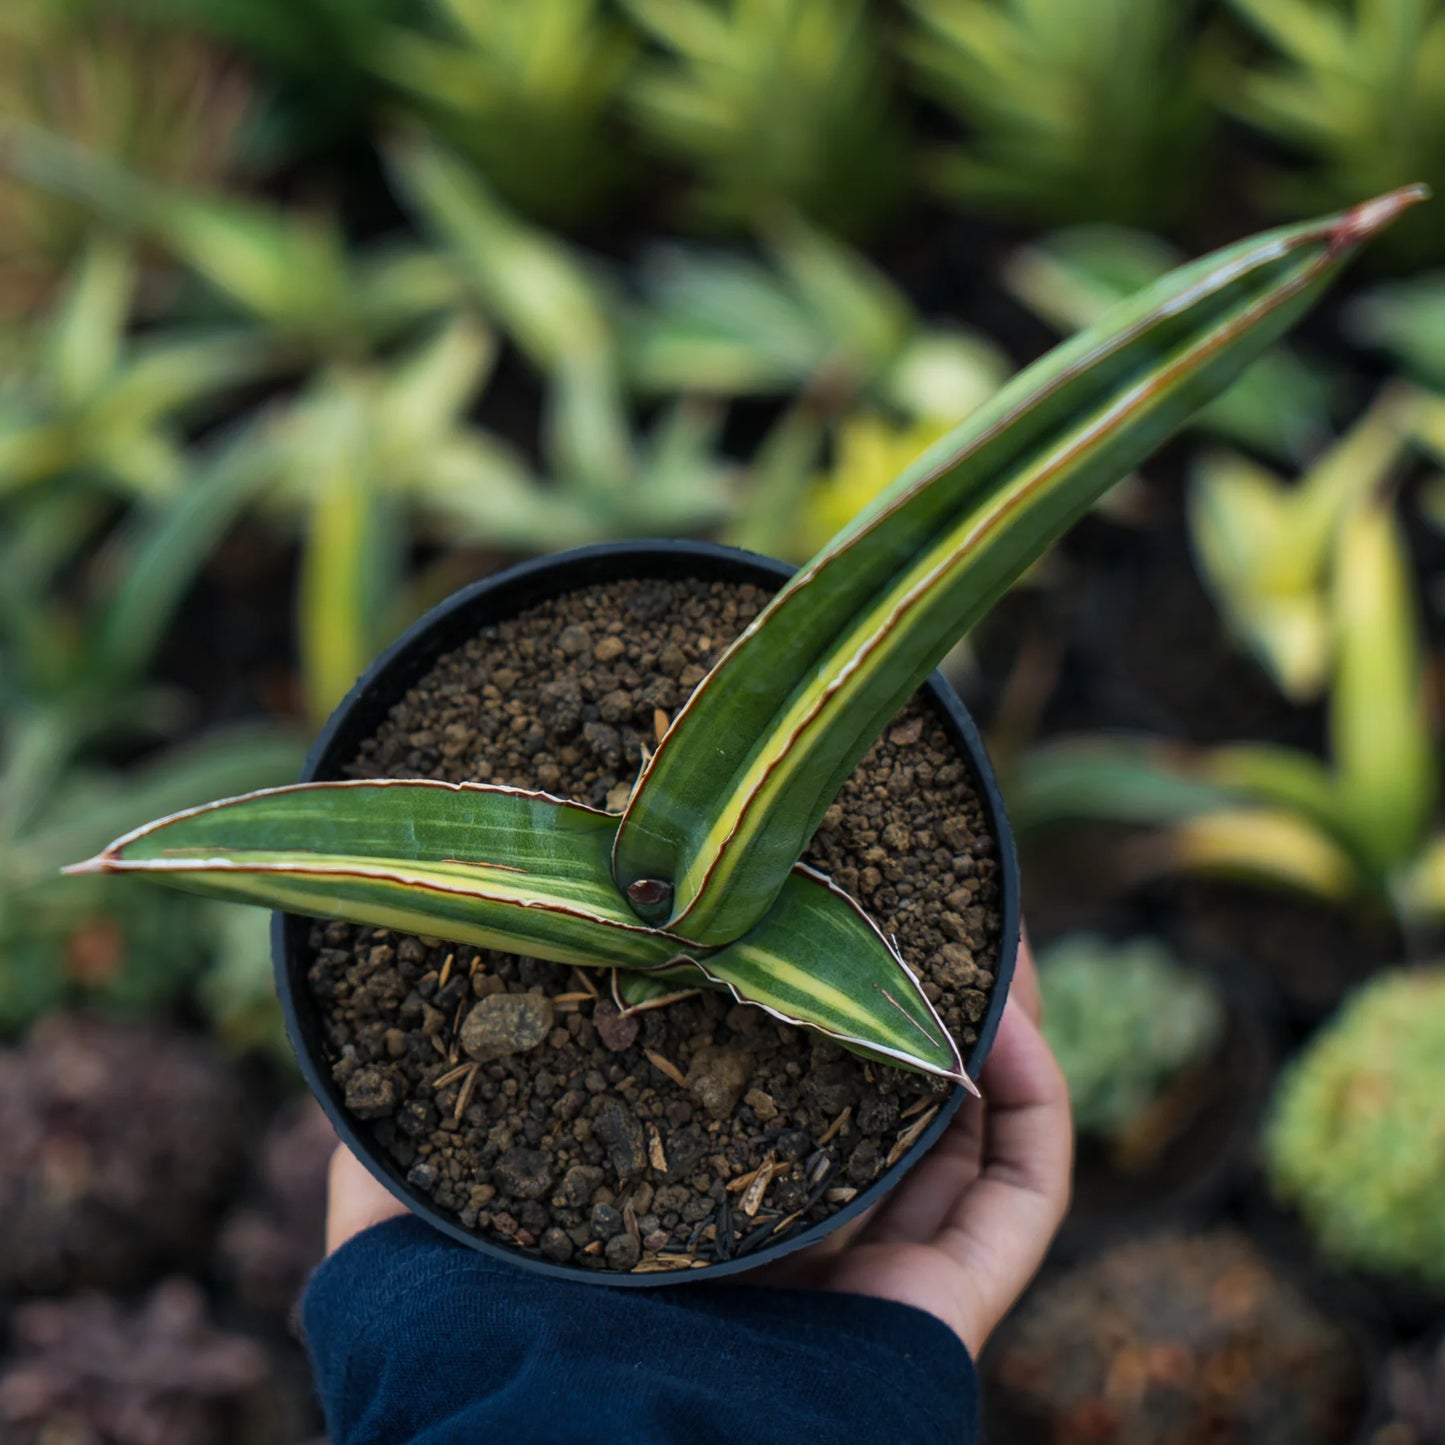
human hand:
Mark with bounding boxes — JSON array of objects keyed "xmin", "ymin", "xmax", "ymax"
[
  {"xmin": 326, "ymin": 1142, "xmax": 407, "ymax": 1256},
  {"xmin": 324, "ymin": 940, "xmax": 1072, "ymax": 1358},
  {"xmin": 752, "ymin": 940, "xmax": 1072, "ymax": 1356}
]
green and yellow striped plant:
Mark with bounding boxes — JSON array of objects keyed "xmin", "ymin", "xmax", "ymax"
[
  {"xmin": 65, "ymin": 192, "xmax": 1422, "ymax": 1087},
  {"xmin": 1014, "ymin": 466, "xmax": 1445, "ymax": 929}
]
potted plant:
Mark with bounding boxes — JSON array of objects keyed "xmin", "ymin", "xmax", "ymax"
[
  {"xmin": 1036, "ymin": 933, "xmax": 1271, "ymax": 1246},
  {"xmin": 985, "ymin": 1230, "xmax": 1371, "ymax": 1445},
  {"xmin": 1263, "ymin": 968, "xmax": 1445, "ymax": 1305},
  {"xmin": 67, "ymin": 192, "xmax": 1421, "ymax": 1279},
  {"xmin": 1012, "ymin": 446, "xmax": 1438, "ymax": 1013}
]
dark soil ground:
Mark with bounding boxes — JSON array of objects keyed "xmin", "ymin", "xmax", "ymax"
[{"xmin": 305, "ymin": 575, "xmax": 1004, "ymax": 1274}]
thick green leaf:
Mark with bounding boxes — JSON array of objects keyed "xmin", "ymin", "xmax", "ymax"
[
  {"xmin": 68, "ymin": 780, "xmax": 971, "ymax": 1079},
  {"xmin": 1009, "ymin": 737, "xmax": 1244, "ymax": 834},
  {"xmin": 96, "ymin": 425, "xmax": 280, "ymax": 688},
  {"xmin": 614, "ymin": 189, "xmax": 1427, "ymax": 944},
  {"xmin": 1005, "ymin": 225, "xmax": 1335, "ymax": 461},
  {"xmin": 1188, "ymin": 390, "xmax": 1411, "ymax": 699},
  {"xmin": 1329, "ymin": 484, "xmax": 1437, "ymax": 874},
  {"xmin": 14, "ymin": 726, "xmax": 305, "ymax": 885},
  {"xmin": 687, "ymin": 865, "xmax": 971, "ymax": 1086},
  {"xmin": 66, "ymin": 781, "xmax": 686, "ymax": 971},
  {"xmin": 1160, "ymin": 807, "xmax": 1363, "ymax": 904}
]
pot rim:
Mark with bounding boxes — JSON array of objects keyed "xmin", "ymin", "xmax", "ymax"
[{"xmin": 272, "ymin": 539, "xmax": 1021, "ymax": 1286}]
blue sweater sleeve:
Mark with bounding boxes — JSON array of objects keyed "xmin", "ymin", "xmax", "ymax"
[{"xmin": 303, "ymin": 1217, "xmax": 978, "ymax": 1445}]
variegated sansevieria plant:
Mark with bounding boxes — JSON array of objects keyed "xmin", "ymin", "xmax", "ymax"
[{"xmin": 65, "ymin": 190, "xmax": 1424, "ymax": 1089}]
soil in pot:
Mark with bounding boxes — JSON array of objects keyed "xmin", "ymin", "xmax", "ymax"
[{"xmin": 305, "ymin": 574, "xmax": 1005, "ymax": 1274}]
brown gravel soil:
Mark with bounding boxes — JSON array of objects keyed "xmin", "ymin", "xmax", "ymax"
[{"xmin": 304, "ymin": 575, "xmax": 1005, "ymax": 1275}]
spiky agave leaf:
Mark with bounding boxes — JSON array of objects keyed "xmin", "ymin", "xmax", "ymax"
[{"xmin": 613, "ymin": 188, "xmax": 1428, "ymax": 945}]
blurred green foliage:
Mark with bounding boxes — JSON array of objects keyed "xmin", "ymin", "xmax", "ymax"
[
  {"xmin": 1225, "ymin": 0, "xmax": 1445, "ymax": 262},
  {"xmin": 0, "ymin": 0, "xmax": 1441, "ymax": 1093},
  {"xmin": 907, "ymin": 0, "xmax": 1215, "ymax": 228},
  {"xmin": 1039, "ymin": 934, "xmax": 1225, "ymax": 1152},
  {"xmin": 624, "ymin": 0, "xmax": 907, "ymax": 235},
  {"xmin": 1016, "ymin": 462, "xmax": 1445, "ymax": 927},
  {"xmin": 368, "ymin": 0, "xmax": 637, "ymax": 223},
  {"xmin": 0, "ymin": 1, "xmax": 254, "ymax": 318},
  {"xmin": 1265, "ymin": 967, "xmax": 1445, "ymax": 1285}
]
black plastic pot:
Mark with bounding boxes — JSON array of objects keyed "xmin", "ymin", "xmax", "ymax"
[{"xmin": 271, "ymin": 540, "xmax": 1020, "ymax": 1285}]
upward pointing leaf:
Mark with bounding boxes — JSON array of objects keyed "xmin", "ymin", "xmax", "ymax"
[
  {"xmin": 614, "ymin": 188, "xmax": 1427, "ymax": 945},
  {"xmin": 1329, "ymin": 485, "xmax": 1437, "ymax": 874}
]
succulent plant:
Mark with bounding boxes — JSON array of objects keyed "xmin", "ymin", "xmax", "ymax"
[
  {"xmin": 220, "ymin": 1099, "xmax": 336, "ymax": 1322},
  {"xmin": 1038, "ymin": 934, "xmax": 1224, "ymax": 1154},
  {"xmin": 1265, "ymin": 968, "xmax": 1445, "ymax": 1286},
  {"xmin": 1225, "ymin": 0, "xmax": 1445, "ymax": 264},
  {"xmin": 0, "ymin": 1015, "xmax": 250, "ymax": 1292},
  {"xmin": 365, "ymin": 0, "xmax": 636, "ymax": 223},
  {"xmin": 1003, "ymin": 224, "xmax": 1339, "ymax": 463},
  {"xmin": 906, "ymin": 0, "xmax": 1213, "ymax": 228},
  {"xmin": 622, "ymin": 0, "xmax": 907, "ymax": 235},
  {"xmin": 990, "ymin": 1231, "xmax": 1366, "ymax": 1444},
  {"xmin": 0, "ymin": 3, "xmax": 253, "ymax": 317},
  {"xmin": 67, "ymin": 193, "xmax": 1419, "ymax": 1089},
  {"xmin": 1013, "ymin": 432, "xmax": 1445, "ymax": 929},
  {"xmin": 0, "ymin": 1278, "xmax": 275, "ymax": 1445}
]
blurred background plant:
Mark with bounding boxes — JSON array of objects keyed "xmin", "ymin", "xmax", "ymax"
[
  {"xmin": 1264, "ymin": 968, "xmax": 1445, "ymax": 1287},
  {"xmin": 1037, "ymin": 934, "xmax": 1225, "ymax": 1171},
  {"xmin": 906, "ymin": 0, "xmax": 1215, "ymax": 229},
  {"xmin": 364, "ymin": 0, "xmax": 638, "ymax": 224},
  {"xmin": 987, "ymin": 1231, "xmax": 1368, "ymax": 1444},
  {"xmin": 1223, "ymin": 0, "xmax": 1445, "ymax": 264},
  {"xmin": 2, "ymin": 0, "xmax": 1443, "ymax": 1433},
  {"xmin": 623, "ymin": 0, "xmax": 907, "ymax": 236},
  {"xmin": 1013, "ymin": 459, "xmax": 1445, "ymax": 935},
  {"xmin": 0, "ymin": 0, "xmax": 255, "ymax": 319}
]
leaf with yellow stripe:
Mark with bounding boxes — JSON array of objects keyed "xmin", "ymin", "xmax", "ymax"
[
  {"xmin": 65, "ymin": 781, "xmax": 686, "ymax": 971},
  {"xmin": 67, "ymin": 781, "xmax": 972, "ymax": 1083},
  {"xmin": 688, "ymin": 865, "xmax": 972, "ymax": 1087},
  {"xmin": 614, "ymin": 187, "xmax": 1428, "ymax": 945}
]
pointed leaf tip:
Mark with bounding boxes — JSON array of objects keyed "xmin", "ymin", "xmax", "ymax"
[{"xmin": 1333, "ymin": 186, "xmax": 1431, "ymax": 250}]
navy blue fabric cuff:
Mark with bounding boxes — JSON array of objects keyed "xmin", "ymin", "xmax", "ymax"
[{"xmin": 304, "ymin": 1216, "xmax": 978, "ymax": 1445}]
